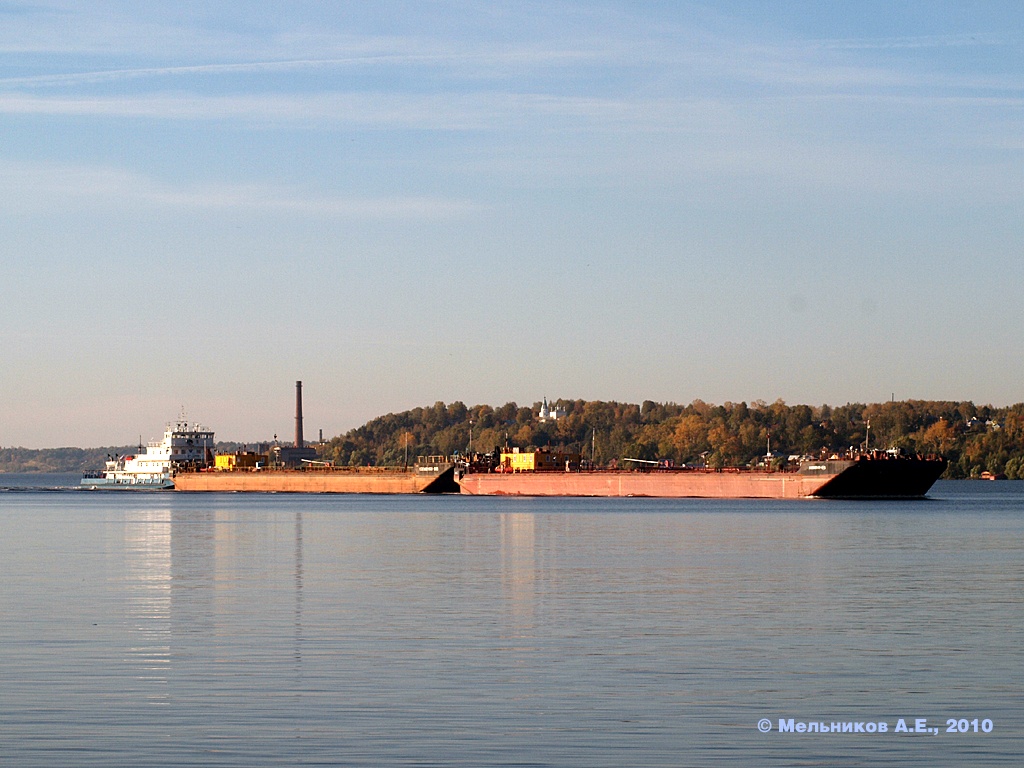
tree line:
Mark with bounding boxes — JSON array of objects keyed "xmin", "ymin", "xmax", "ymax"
[
  {"xmin": 0, "ymin": 442, "xmax": 248, "ymax": 474},
  {"xmin": 5, "ymin": 399, "xmax": 1023, "ymax": 479},
  {"xmin": 322, "ymin": 398, "xmax": 1024, "ymax": 479},
  {"xmin": 0, "ymin": 446, "xmax": 135, "ymax": 474}
]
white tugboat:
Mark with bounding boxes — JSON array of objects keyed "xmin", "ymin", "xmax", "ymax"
[{"xmin": 81, "ymin": 419, "xmax": 214, "ymax": 490}]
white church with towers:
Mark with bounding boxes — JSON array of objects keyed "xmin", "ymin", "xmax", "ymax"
[{"xmin": 538, "ymin": 397, "xmax": 566, "ymax": 423}]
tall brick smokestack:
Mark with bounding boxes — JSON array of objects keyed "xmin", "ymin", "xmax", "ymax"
[{"xmin": 295, "ymin": 380, "xmax": 304, "ymax": 448}]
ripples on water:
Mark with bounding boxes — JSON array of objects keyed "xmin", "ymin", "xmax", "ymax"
[{"xmin": 1, "ymin": 479, "xmax": 1022, "ymax": 767}]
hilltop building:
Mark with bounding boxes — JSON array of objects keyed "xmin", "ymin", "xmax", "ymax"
[{"xmin": 538, "ymin": 397, "xmax": 566, "ymax": 423}]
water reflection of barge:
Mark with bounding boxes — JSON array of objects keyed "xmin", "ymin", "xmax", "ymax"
[{"xmin": 457, "ymin": 449, "xmax": 948, "ymax": 499}]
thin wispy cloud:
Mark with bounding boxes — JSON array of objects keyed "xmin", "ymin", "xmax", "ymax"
[
  {"xmin": 812, "ymin": 32, "xmax": 1014, "ymax": 51},
  {"xmin": 0, "ymin": 160, "xmax": 484, "ymax": 219},
  {"xmin": 0, "ymin": 90, "xmax": 695, "ymax": 130},
  {"xmin": 0, "ymin": 46, "xmax": 600, "ymax": 89},
  {"xmin": 0, "ymin": 58, "xmax": 425, "ymax": 88}
]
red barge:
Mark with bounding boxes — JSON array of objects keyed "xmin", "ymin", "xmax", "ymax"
[{"xmin": 457, "ymin": 451, "xmax": 948, "ymax": 499}]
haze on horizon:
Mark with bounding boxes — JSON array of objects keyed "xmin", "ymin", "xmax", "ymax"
[{"xmin": 1, "ymin": 1, "xmax": 1022, "ymax": 449}]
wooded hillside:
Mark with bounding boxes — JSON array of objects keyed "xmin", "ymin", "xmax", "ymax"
[{"xmin": 323, "ymin": 399, "xmax": 1024, "ymax": 479}]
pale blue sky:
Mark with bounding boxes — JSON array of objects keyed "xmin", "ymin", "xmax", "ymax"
[{"xmin": 1, "ymin": 1, "xmax": 1022, "ymax": 447}]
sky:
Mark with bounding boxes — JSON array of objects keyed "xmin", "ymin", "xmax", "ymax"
[{"xmin": 1, "ymin": 1, "xmax": 1022, "ymax": 448}]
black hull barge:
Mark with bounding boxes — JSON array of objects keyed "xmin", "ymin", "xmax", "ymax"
[{"xmin": 803, "ymin": 452, "xmax": 948, "ymax": 499}]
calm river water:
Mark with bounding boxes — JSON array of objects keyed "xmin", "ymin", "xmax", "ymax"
[{"xmin": 1, "ymin": 477, "xmax": 1022, "ymax": 767}]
